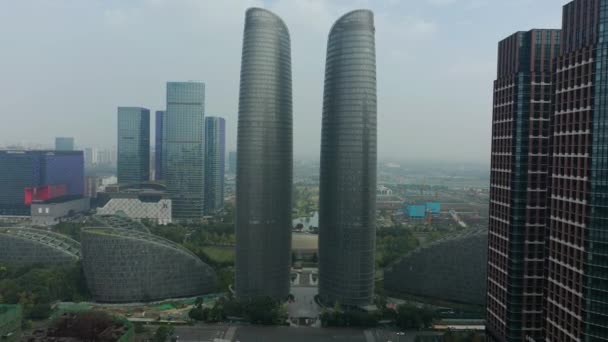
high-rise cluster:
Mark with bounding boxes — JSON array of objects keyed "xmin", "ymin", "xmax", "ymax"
[
  {"xmin": 234, "ymin": 8, "xmax": 377, "ymax": 307},
  {"xmin": 115, "ymin": 83, "xmax": 226, "ymax": 221},
  {"xmin": 487, "ymin": 0, "xmax": 608, "ymax": 340}
]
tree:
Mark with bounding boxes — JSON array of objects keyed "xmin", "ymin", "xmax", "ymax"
[
  {"xmin": 243, "ymin": 297, "xmax": 285, "ymax": 325},
  {"xmin": 395, "ymin": 304, "xmax": 436, "ymax": 330},
  {"xmin": 50, "ymin": 311, "xmax": 118, "ymax": 340},
  {"xmin": 153, "ymin": 325, "xmax": 175, "ymax": 342},
  {"xmin": 28, "ymin": 302, "xmax": 52, "ymax": 320},
  {"xmin": 194, "ymin": 296, "xmax": 204, "ymax": 308},
  {"xmin": 216, "ymin": 267, "xmax": 234, "ymax": 292},
  {"xmin": 188, "ymin": 307, "xmax": 206, "ymax": 321},
  {"xmin": 223, "ymin": 298, "xmax": 243, "ymax": 317},
  {"xmin": 134, "ymin": 322, "xmax": 148, "ymax": 334}
]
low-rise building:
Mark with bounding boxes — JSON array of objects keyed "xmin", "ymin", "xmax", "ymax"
[
  {"xmin": 30, "ymin": 196, "xmax": 90, "ymax": 226},
  {"xmin": 96, "ymin": 183, "xmax": 171, "ymax": 225}
]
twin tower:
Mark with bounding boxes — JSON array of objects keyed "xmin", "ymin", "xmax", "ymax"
[{"xmin": 235, "ymin": 8, "xmax": 377, "ymax": 307}]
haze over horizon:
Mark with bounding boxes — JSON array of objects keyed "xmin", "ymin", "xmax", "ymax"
[{"xmin": 0, "ymin": 0, "xmax": 567, "ymax": 163}]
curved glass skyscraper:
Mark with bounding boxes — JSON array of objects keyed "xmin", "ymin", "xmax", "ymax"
[
  {"xmin": 235, "ymin": 8, "xmax": 292, "ymax": 300},
  {"xmin": 318, "ymin": 10, "xmax": 377, "ymax": 307}
]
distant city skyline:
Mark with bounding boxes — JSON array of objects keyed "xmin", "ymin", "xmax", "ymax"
[{"xmin": 0, "ymin": 0, "xmax": 571, "ymax": 163}]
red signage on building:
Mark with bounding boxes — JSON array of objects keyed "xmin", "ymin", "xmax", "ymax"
[{"xmin": 24, "ymin": 184, "xmax": 67, "ymax": 204}]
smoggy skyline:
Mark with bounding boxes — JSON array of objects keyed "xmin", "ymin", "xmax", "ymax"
[{"xmin": 0, "ymin": 0, "xmax": 567, "ymax": 163}]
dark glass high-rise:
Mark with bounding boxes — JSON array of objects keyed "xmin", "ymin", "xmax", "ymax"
[
  {"xmin": 155, "ymin": 110, "xmax": 164, "ymax": 181},
  {"xmin": 163, "ymin": 82, "xmax": 206, "ymax": 221},
  {"xmin": 545, "ymin": 0, "xmax": 608, "ymax": 339},
  {"xmin": 235, "ymin": 8, "xmax": 292, "ymax": 301},
  {"xmin": 117, "ymin": 107, "xmax": 150, "ymax": 185},
  {"xmin": 486, "ymin": 29, "xmax": 560, "ymax": 342},
  {"xmin": 318, "ymin": 10, "xmax": 377, "ymax": 308},
  {"xmin": 204, "ymin": 116, "xmax": 225, "ymax": 214}
]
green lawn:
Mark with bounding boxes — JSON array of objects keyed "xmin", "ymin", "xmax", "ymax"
[{"xmin": 201, "ymin": 246, "xmax": 235, "ymax": 263}]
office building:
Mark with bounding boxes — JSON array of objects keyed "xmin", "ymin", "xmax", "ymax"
[
  {"xmin": 155, "ymin": 110, "xmax": 164, "ymax": 181},
  {"xmin": 0, "ymin": 150, "xmax": 84, "ymax": 216},
  {"xmin": 318, "ymin": 10, "xmax": 377, "ymax": 308},
  {"xmin": 235, "ymin": 8, "xmax": 293, "ymax": 300},
  {"xmin": 55, "ymin": 137, "xmax": 74, "ymax": 151},
  {"xmin": 228, "ymin": 151, "xmax": 237, "ymax": 174},
  {"xmin": 204, "ymin": 116, "xmax": 225, "ymax": 214},
  {"xmin": 96, "ymin": 183, "xmax": 172, "ymax": 225},
  {"xmin": 163, "ymin": 82, "xmax": 206, "ymax": 221},
  {"xmin": 486, "ymin": 29, "xmax": 561, "ymax": 342},
  {"xmin": 117, "ymin": 107, "xmax": 150, "ymax": 184},
  {"xmin": 31, "ymin": 197, "xmax": 90, "ymax": 226},
  {"xmin": 544, "ymin": 0, "xmax": 608, "ymax": 340}
]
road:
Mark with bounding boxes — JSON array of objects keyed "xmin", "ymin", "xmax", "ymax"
[
  {"xmin": 173, "ymin": 324, "xmax": 230, "ymax": 342},
  {"xmin": 172, "ymin": 325, "xmax": 443, "ymax": 342},
  {"xmin": 288, "ymin": 287, "xmax": 320, "ymax": 321},
  {"xmin": 233, "ymin": 326, "xmax": 368, "ymax": 342}
]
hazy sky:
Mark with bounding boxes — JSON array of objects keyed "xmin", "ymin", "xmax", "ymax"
[{"xmin": 0, "ymin": 0, "xmax": 567, "ymax": 162}]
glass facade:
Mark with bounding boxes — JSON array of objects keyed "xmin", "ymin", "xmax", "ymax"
[
  {"xmin": 585, "ymin": 2, "xmax": 608, "ymax": 339},
  {"xmin": 545, "ymin": 1, "xmax": 608, "ymax": 340},
  {"xmin": 204, "ymin": 116, "xmax": 225, "ymax": 214},
  {"xmin": 228, "ymin": 151, "xmax": 237, "ymax": 175},
  {"xmin": 0, "ymin": 150, "xmax": 84, "ymax": 215},
  {"xmin": 55, "ymin": 137, "xmax": 74, "ymax": 151},
  {"xmin": 0, "ymin": 151, "xmax": 41, "ymax": 215},
  {"xmin": 155, "ymin": 110, "xmax": 164, "ymax": 181},
  {"xmin": 318, "ymin": 10, "xmax": 377, "ymax": 307},
  {"xmin": 164, "ymin": 82, "xmax": 206, "ymax": 221},
  {"xmin": 235, "ymin": 8, "xmax": 292, "ymax": 300},
  {"xmin": 117, "ymin": 107, "xmax": 150, "ymax": 185},
  {"xmin": 486, "ymin": 30, "xmax": 560, "ymax": 342},
  {"xmin": 43, "ymin": 152, "xmax": 85, "ymax": 196}
]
